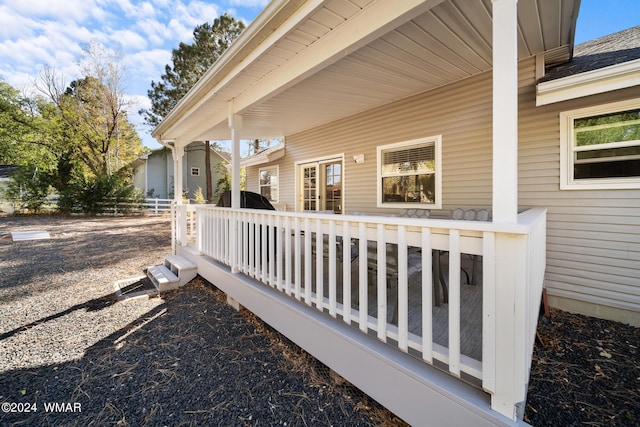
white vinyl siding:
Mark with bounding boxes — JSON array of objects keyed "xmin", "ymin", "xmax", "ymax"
[
  {"xmin": 520, "ymin": 57, "xmax": 640, "ymax": 320},
  {"xmin": 245, "ymin": 56, "xmax": 640, "ymax": 321}
]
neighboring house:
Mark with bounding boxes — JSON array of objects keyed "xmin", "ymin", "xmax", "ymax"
[
  {"xmin": 133, "ymin": 142, "xmax": 230, "ymax": 200},
  {"xmin": 0, "ymin": 165, "xmax": 20, "ymax": 214},
  {"xmin": 150, "ymin": 1, "xmax": 638, "ymax": 425}
]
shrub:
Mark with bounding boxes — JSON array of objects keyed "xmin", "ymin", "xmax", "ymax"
[
  {"xmin": 59, "ymin": 174, "xmax": 145, "ymax": 215},
  {"xmin": 2, "ymin": 167, "xmax": 52, "ymax": 213}
]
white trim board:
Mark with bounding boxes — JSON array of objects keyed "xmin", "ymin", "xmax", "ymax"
[{"xmin": 537, "ymin": 58, "xmax": 640, "ymax": 106}]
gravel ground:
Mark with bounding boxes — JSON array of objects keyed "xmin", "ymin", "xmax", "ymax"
[
  {"xmin": 0, "ymin": 215, "xmax": 402, "ymax": 426},
  {"xmin": 1, "ymin": 215, "xmax": 638, "ymax": 426}
]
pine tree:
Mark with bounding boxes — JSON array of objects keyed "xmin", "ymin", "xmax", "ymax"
[{"xmin": 140, "ymin": 14, "xmax": 245, "ymax": 128}]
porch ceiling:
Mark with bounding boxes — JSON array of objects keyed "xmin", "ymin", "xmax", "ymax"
[{"xmin": 153, "ymin": 0, "xmax": 580, "ymax": 146}]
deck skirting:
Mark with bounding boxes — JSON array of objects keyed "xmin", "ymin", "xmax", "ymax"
[{"xmin": 177, "ymin": 245, "xmax": 526, "ymax": 427}]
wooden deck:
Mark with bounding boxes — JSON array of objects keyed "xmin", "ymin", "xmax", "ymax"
[
  {"xmin": 304, "ymin": 241, "xmax": 484, "ymax": 363},
  {"xmin": 177, "ymin": 205, "xmax": 547, "ymax": 423}
]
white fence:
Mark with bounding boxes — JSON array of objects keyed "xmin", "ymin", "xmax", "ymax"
[
  {"xmin": 181, "ymin": 206, "xmax": 546, "ymax": 419},
  {"xmin": 144, "ymin": 198, "xmax": 174, "ymax": 216}
]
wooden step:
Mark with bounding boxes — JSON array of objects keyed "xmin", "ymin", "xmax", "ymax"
[
  {"xmin": 147, "ymin": 265, "xmax": 180, "ymax": 292},
  {"xmin": 164, "ymin": 255, "xmax": 196, "ymax": 274}
]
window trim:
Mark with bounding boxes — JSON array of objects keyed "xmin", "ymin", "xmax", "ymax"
[
  {"xmin": 190, "ymin": 167, "xmax": 200, "ymax": 176},
  {"xmin": 560, "ymin": 98, "xmax": 640, "ymax": 190},
  {"xmin": 376, "ymin": 135, "xmax": 442, "ymax": 209},
  {"xmin": 259, "ymin": 165, "xmax": 279, "ymax": 203}
]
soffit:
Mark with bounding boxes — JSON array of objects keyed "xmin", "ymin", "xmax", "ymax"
[{"xmin": 156, "ymin": 0, "xmax": 579, "ymax": 145}]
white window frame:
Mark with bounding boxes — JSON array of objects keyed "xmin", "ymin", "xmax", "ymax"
[
  {"xmin": 560, "ymin": 98, "xmax": 640, "ymax": 190},
  {"xmin": 190, "ymin": 167, "xmax": 200, "ymax": 176},
  {"xmin": 377, "ymin": 135, "xmax": 442, "ymax": 209},
  {"xmin": 259, "ymin": 165, "xmax": 279, "ymax": 202}
]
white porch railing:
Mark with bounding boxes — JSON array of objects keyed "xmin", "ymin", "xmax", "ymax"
[
  {"xmin": 185, "ymin": 206, "xmax": 546, "ymax": 420},
  {"xmin": 172, "ymin": 203, "xmax": 197, "ymax": 254}
]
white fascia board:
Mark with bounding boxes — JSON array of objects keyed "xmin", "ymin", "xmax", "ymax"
[{"xmin": 536, "ymin": 58, "xmax": 640, "ymax": 106}]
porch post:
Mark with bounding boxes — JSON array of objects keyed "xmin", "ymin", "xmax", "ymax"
[
  {"xmin": 171, "ymin": 144, "xmax": 185, "ymax": 203},
  {"xmin": 228, "ymin": 103, "xmax": 243, "ymax": 273},
  {"xmin": 228, "ymin": 105, "xmax": 243, "ymax": 209},
  {"xmin": 492, "ymin": 0, "xmax": 518, "ymax": 224},
  {"xmin": 489, "ymin": 0, "xmax": 524, "ymax": 422}
]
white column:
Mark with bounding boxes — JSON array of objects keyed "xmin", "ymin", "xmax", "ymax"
[
  {"xmin": 490, "ymin": 0, "xmax": 522, "ymax": 422},
  {"xmin": 171, "ymin": 144, "xmax": 185, "ymax": 202},
  {"xmin": 492, "ymin": 0, "xmax": 518, "ymax": 224},
  {"xmin": 228, "ymin": 103, "xmax": 243, "ymax": 274},
  {"xmin": 228, "ymin": 105, "xmax": 243, "ymax": 209}
]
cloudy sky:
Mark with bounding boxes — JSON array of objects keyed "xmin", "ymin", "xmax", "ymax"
[
  {"xmin": 0, "ymin": 0, "xmax": 638, "ymax": 149},
  {"xmin": 0, "ymin": 0, "xmax": 266, "ymax": 148}
]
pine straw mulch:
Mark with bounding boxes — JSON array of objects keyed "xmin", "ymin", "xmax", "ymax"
[{"xmin": 525, "ymin": 309, "xmax": 640, "ymax": 426}]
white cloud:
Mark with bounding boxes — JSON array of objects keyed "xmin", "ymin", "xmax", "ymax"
[
  {"xmin": 2, "ymin": 0, "xmax": 103, "ymax": 24},
  {"xmin": 111, "ymin": 29, "xmax": 149, "ymax": 51},
  {"xmin": 228, "ymin": 0, "xmax": 269, "ymax": 8},
  {"xmin": 123, "ymin": 48, "xmax": 172, "ymax": 91},
  {"xmin": 136, "ymin": 18, "xmax": 169, "ymax": 47},
  {"xmin": 0, "ymin": 6, "xmax": 36, "ymax": 40},
  {"xmin": 167, "ymin": 0, "xmax": 221, "ymax": 42}
]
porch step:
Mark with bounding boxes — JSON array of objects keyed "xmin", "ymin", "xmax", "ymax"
[
  {"xmin": 147, "ymin": 265, "xmax": 180, "ymax": 293},
  {"xmin": 148, "ymin": 255, "xmax": 198, "ymax": 293}
]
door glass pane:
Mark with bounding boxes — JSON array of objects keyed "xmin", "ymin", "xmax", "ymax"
[
  {"xmin": 303, "ymin": 166, "xmax": 317, "ymax": 211},
  {"xmin": 324, "ymin": 161, "xmax": 342, "ymax": 213}
]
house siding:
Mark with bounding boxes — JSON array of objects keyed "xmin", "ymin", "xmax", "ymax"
[
  {"xmin": 245, "ymin": 57, "xmax": 640, "ymax": 324},
  {"xmin": 147, "ymin": 150, "xmax": 170, "ymax": 199},
  {"xmin": 184, "ymin": 143, "xmax": 227, "ymax": 200},
  {"xmin": 137, "ymin": 144, "xmax": 228, "ymax": 201}
]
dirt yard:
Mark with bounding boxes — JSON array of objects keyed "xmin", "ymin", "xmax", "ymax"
[
  {"xmin": 0, "ymin": 214, "xmax": 637, "ymax": 426},
  {"xmin": 0, "ymin": 215, "xmax": 402, "ymax": 426}
]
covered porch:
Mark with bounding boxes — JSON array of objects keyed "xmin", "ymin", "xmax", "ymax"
[
  {"xmin": 153, "ymin": 0, "xmax": 577, "ymax": 423},
  {"xmin": 172, "ymin": 204, "xmax": 546, "ymax": 424}
]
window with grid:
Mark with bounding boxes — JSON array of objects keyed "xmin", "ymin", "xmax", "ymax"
[
  {"xmin": 561, "ymin": 100, "xmax": 640, "ymax": 189},
  {"xmin": 377, "ymin": 136, "xmax": 441, "ymax": 208},
  {"xmin": 190, "ymin": 167, "xmax": 200, "ymax": 176},
  {"xmin": 259, "ymin": 166, "xmax": 278, "ymax": 202}
]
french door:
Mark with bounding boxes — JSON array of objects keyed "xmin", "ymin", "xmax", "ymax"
[{"xmin": 299, "ymin": 158, "xmax": 343, "ymax": 213}]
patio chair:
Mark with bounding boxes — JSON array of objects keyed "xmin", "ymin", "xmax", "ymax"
[{"xmin": 447, "ymin": 208, "xmax": 492, "ymax": 286}]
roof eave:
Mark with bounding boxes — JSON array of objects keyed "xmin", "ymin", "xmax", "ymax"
[
  {"xmin": 536, "ymin": 57, "xmax": 640, "ymax": 106},
  {"xmin": 152, "ymin": 0, "xmax": 304, "ymax": 142}
]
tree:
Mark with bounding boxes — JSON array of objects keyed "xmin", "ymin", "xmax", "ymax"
[
  {"xmin": 0, "ymin": 80, "xmax": 57, "ymax": 170},
  {"xmin": 38, "ymin": 42, "xmax": 145, "ymax": 178},
  {"xmin": 3, "ymin": 166, "xmax": 51, "ymax": 213},
  {"xmin": 141, "ymin": 14, "xmax": 245, "ymax": 127},
  {"xmin": 141, "ymin": 14, "xmax": 244, "ymax": 201}
]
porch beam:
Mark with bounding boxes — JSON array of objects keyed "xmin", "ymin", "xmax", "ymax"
[{"xmin": 492, "ymin": 0, "xmax": 519, "ymax": 224}]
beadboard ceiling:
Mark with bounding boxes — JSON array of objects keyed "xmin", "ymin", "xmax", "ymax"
[{"xmin": 153, "ymin": 0, "xmax": 579, "ymax": 145}]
